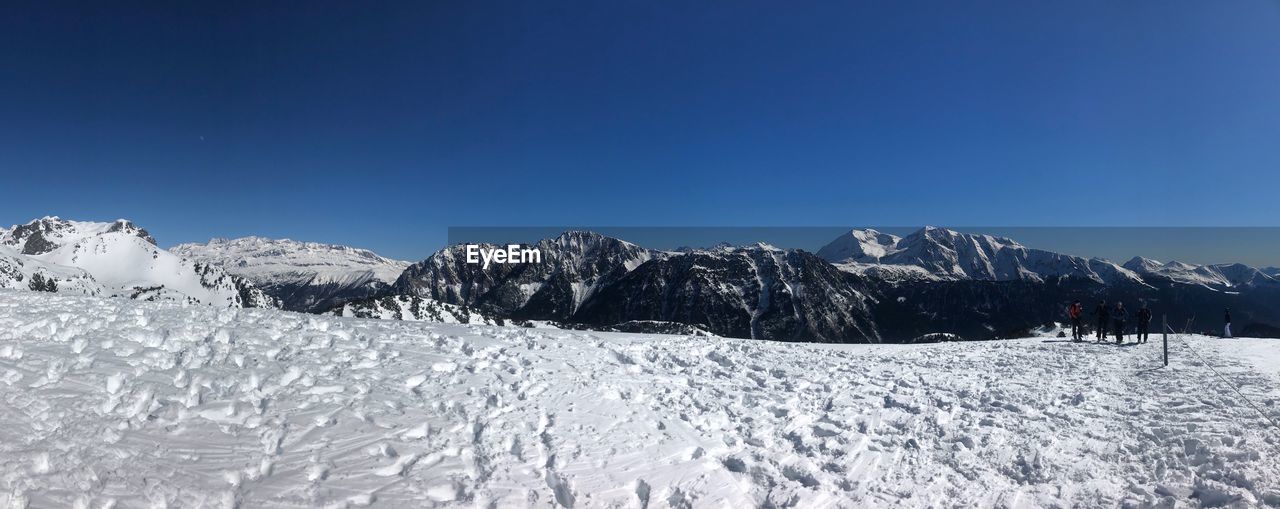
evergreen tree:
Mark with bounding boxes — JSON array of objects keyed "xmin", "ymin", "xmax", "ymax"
[
  {"xmin": 27, "ymin": 273, "xmax": 58, "ymax": 292},
  {"xmin": 28, "ymin": 273, "xmax": 45, "ymax": 292}
]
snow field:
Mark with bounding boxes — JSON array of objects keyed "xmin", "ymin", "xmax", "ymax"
[{"xmin": 0, "ymin": 290, "xmax": 1278, "ymax": 507}]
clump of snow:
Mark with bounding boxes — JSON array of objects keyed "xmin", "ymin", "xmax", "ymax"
[{"xmin": 0, "ymin": 290, "xmax": 1277, "ymax": 507}]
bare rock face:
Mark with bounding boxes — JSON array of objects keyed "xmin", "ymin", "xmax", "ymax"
[
  {"xmin": 393, "ymin": 231, "xmax": 658, "ymax": 322},
  {"xmin": 575, "ymin": 246, "xmax": 881, "ymax": 343},
  {"xmin": 105, "ymin": 219, "xmax": 158, "ymax": 245}
]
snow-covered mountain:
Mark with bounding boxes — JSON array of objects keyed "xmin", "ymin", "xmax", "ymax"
[
  {"xmin": 819, "ymin": 227, "xmax": 1144, "ymax": 285},
  {"xmin": 394, "ymin": 230, "xmax": 659, "ymax": 321},
  {"xmin": 576, "ymin": 244, "xmax": 881, "ymax": 342},
  {"xmin": 171, "ymin": 237, "xmax": 409, "ymax": 312},
  {"xmin": 1122, "ymin": 257, "xmax": 1280, "ymax": 291},
  {"xmin": 0, "ymin": 217, "xmax": 275, "ymax": 307},
  {"xmin": 815, "ymin": 228, "xmax": 903, "ymax": 264},
  {"xmin": 391, "ymin": 232, "xmax": 880, "ymax": 341},
  {"xmin": 1, "ymin": 217, "xmax": 156, "ymax": 255}
]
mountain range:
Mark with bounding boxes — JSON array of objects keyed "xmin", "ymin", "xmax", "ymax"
[
  {"xmin": 5, "ymin": 216, "xmax": 1279, "ymax": 342},
  {"xmin": 370, "ymin": 228, "xmax": 1280, "ymax": 341},
  {"xmin": 818, "ymin": 226, "xmax": 1144, "ymax": 285},
  {"xmin": 171, "ymin": 236, "xmax": 408, "ymax": 312}
]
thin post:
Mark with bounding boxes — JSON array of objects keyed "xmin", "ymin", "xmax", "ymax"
[{"xmin": 1163, "ymin": 314, "xmax": 1169, "ymax": 366}]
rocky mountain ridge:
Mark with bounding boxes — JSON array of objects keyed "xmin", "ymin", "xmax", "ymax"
[
  {"xmin": 171, "ymin": 236, "xmax": 409, "ymax": 312},
  {"xmin": 370, "ymin": 227, "xmax": 1280, "ymax": 341},
  {"xmin": 7, "ymin": 218, "xmax": 1278, "ymax": 341}
]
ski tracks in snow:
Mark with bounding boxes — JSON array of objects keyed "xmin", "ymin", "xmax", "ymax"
[{"xmin": 0, "ymin": 291, "xmax": 1278, "ymax": 507}]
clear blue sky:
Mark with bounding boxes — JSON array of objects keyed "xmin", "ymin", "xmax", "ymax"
[{"xmin": 2, "ymin": 1, "xmax": 1279, "ymax": 261}]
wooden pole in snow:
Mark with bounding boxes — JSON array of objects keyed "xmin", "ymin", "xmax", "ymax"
[{"xmin": 1163, "ymin": 314, "xmax": 1169, "ymax": 366}]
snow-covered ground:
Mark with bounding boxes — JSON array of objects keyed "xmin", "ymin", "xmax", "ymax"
[{"xmin": 1, "ymin": 291, "xmax": 1278, "ymax": 508}]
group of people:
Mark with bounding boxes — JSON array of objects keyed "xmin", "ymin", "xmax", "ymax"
[
  {"xmin": 1067, "ymin": 301, "xmax": 1237, "ymax": 342},
  {"xmin": 1067, "ymin": 300, "xmax": 1153, "ymax": 344}
]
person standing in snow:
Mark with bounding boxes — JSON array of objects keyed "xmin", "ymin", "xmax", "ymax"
[
  {"xmin": 1136, "ymin": 303, "xmax": 1152, "ymax": 343},
  {"xmin": 1224, "ymin": 308, "xmax": 1232, "ymax": 338},
  {"xmin": 1068, "ymin": 300, "xmax": 1084, "ymax": 342},
  {"xmin": 1094, "ymin": 300, "xmax": 1110, "ymax": 341},
  {"xmin": 1112, "ymin": 302, "xmax": 1128, "ymax": 344}
]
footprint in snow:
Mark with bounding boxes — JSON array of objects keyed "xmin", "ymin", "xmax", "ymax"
[
  {"xmin": 374, "ymin": 453, "xmax": 421, "ymax": 477},
  {"xmin": 404, "ymin": 373, "xmax": 428, "ymax": 392}
]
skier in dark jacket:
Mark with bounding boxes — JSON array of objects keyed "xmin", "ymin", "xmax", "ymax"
[
  {"xmin": 1069, "ymin": 300, "xmax": 1084, "ymax": 341},
  {"xmin": 1224, "ymin": 308, "xmax": 1232, "ymax": 338},
  {"xmin": 1136, "ymin": 303, "xmax": 1152, "ymax": 343},
  {"xmin": 1094, "ymin": 301, "xmax": 1109, "ymax": 341},
  {"xmin": 1113, "ymin": 302, "xmax": 1128, "ymax": 344}
]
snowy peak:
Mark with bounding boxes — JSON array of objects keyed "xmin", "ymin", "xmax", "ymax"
[
  {"xmin": 546, "ymin": 230, "xmax": 656, "ymax": 271},
  {"xmin": 913, "ymin": 226, "xmax": 1024, "ymax": 251},
  {"xmin": 0, "ymin": 217, "xmax": 274, "ymax": 308},
  {"xmin": 1, "ymin": 217, "xmax": 156, "ymax": 255},
  {"xmin": 551, "ymin": 230, "xmax": 634, "ymax": 249},
  {"xmin": 821, "ymin": 226, "xmax": 1137, "ymax": 284},
  {"xmin": 105, "ymin": 219, "xmax": 157, "ymax": 244},
  {"xmin": 891, "ymin": 227, "xmax": 1027, "ymax": 279},
  {"xmin": 816, "ymin": 228, "xmax": 902, "ymax": 263},
  {"xmin": 395, "ymin": 231, "xmax": 661, "ymax": 321},
  {"xmin": 1122, "ymin": 256, "xmax": 1278, "ymax": 290},
  {"xmin": 1122, "ymin": 256, "xmax": 1165, "ymax": 273}
]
